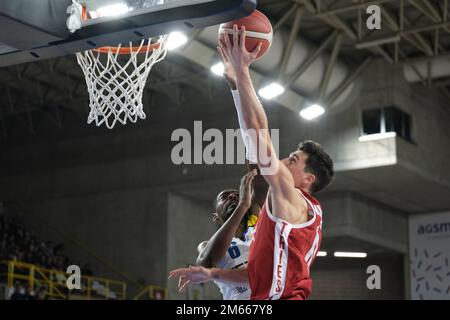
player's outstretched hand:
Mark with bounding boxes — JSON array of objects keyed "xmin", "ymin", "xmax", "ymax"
[
  {"xmin": 218, "ymin": 25, "xmax": 262, "ymax": 77},
  {"xmin": 169, "ymin": 266, "xmax": 214, "ymax": 292},
  {"xmin": 239, "ymin": 169, "xmax": 257, "ymax": 209}
]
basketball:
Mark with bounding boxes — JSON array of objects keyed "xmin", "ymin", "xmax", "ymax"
[{"xmin": 219, "ymin": 10, "xmax": 273, "ymax": 60}]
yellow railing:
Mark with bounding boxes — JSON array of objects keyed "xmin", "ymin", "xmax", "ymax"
[
  {"xmin": 1, "ymin": 260, "xmax": 126, "ymax": 300},
  {"xmin": 133, "ymin": 284, "xmax": 168, "ymax": 300}
]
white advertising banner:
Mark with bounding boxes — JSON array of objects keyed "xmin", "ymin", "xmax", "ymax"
[{"xmin": 409, "ymin": 211, "xmax": 450, "ymax": 300}]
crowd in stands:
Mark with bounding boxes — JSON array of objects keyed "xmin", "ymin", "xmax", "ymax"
[
  {"xmin": 7, "ymin": 282, "xmax": 47, "ymax": 300},
  {"xmin": 0, "ymin": 208, "xmax": 72, "ymax": 272},
  {"xmin": 0, "ymin": 204, "xmax": 110, "ymax": 300}
]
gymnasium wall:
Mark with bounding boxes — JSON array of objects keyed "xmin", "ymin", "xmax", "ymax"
[
  {"xmin": 318, "ymin": 192, "xmax": 408, "ymax": 252},
  {"xmin": 310, "ymin": 254, "xmax": 405, "ymax": 300}
]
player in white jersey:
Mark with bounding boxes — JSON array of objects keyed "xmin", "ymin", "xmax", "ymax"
[
  {"xmin": 212, "ymin": 236, "xmax": 252, "ymax": 299},
  {"xmin": 193, "ymin": 166, "xmax": 267, "ymax": 300}
]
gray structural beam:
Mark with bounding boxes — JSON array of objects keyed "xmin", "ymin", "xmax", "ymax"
[
  {"xmin": 318, "ymin": 32, "xmax": 343, "ymax": 101},
  {"xmin": 325, "ymin": 56, "xmax": 374, "ymax": 106}
]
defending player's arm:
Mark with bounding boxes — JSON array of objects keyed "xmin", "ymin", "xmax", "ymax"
[
  {"xmin": 196, "ymin": 170, "xmax": 257, "ymax": 268},
  {"xmin": 218, "ymin": 25, "xmax": 308, "ymax": 225},
  {"xmin": 169, "ymin": 266, "xmax": 248, "ymax": 292}
]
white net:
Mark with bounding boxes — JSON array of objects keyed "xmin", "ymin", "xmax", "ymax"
[{"xmin": 76, "ymin": 36, "xmax": 168, "ymax": 129}]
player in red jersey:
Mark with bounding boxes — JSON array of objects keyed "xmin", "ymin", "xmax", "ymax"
[{"xmin": 169, "ymin": 25, "xmax": 334, "ymax": 300}]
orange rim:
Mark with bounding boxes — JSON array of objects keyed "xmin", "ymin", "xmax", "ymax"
[
  {"xmin": 93, "ymin": 43, "xmax": 161, "ymax": 54},
  {"xmin": 81, "ymin": 5, "xmax": 159, "ymax": 55}
]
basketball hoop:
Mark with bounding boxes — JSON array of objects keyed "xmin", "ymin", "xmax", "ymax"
[
  {"xmin": 70, "ymin": 1, "xmax": 168, "ymax": 129},
  {"xmin": 76, "ymin": 37, "xmax": 167, "ymax": 129}
]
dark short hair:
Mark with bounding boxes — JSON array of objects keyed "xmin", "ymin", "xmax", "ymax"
[
  {"xmin": 298, "ymin": 140, "xmax": 334, "ymax": 193},
  {"xmin": 213, "ymin": 189, "xmax": 238, "ymax": 209}
]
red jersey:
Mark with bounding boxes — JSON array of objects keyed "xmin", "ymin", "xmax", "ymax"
[{"xmin": 248, "ymin": 189, "xmax": 323, "ymax": 300}]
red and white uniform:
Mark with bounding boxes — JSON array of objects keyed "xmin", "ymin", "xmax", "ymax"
[{"xmin": 247, "ymin": 189, "xmax": 323, "ymax": 300}]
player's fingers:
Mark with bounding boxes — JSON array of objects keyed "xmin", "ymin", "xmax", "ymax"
[
  {"xmin": 251, "ymin": 42, "xmax": 263, "ymax": 59},
  {"xmin": 218, "ymin": 38, "xmax": 228, "ymax": 53},
  {"xmin": 246, "ymin": 169, "xmax": 257, "ymax": 177},
  {"xmin": 217, "ymin": 46, "xmax": 225, "ymax": 61},
  {"xmin": 169, "ymin": 268, "xmax": 189, "ymax": 278},
  {"xmin": 169, "ymin": 270, "xmax": 179, "ymax": 279},
  {"xmin": 240, "ymin": 26, "xmax": 246, "ymax": 49},
  {"xmin": 169, "ymin": 268, "xmax": 187, "ymax": 276},
  {"xmin": 178, "ymin": 275, "xmax": 185, "ymax": 289},
  {"xmin": 178, "ymin": 278, "xmax": 187, "ymax": 291},
  {"xmin": 248, "ymin": 170, "xmax": 257, "ymax": 182},
  {"xmin": 223, "ymin": 29, "xmax": 233, "ymax": 50},
  {"xmin": 220, "ymin": 39, "xmax": 231, "ymax": 58},
  {"xmin": 242, "ymin": 176, "xmax": 254, "ymax": 193},
  {"xmin": 218, "ymin": 43, "xmax": 230, "ymax": 63},
  {"xmin": 218, "ymin": 37, "xmax": 226, "ymax": 48},
  {"xmin": 217, "ymin": 44, "xmax": 229, "ymax": 62},
  {"xmin": 179, "ymin": 279, "xmax": 191, "ymax": 292},
  {"xmin": 244, "ymin": 169, "xmax": 258, "ymax": 183},
  {"xmin": 233, "ymin": 24, "xmax": 239, "ymax": 49},
  {"xmin": 223, "ymin": 30, "xmax": 232, "ymax": 52},
  {"xmin": 241, "ymin": 171, "xmax": 252, "ymax": 185}
]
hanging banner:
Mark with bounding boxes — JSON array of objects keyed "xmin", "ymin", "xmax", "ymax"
[{"xmin": 409, "ymin": 211, "xmax": 450, "ymax": 300}]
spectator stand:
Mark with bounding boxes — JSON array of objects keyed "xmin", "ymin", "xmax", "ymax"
[
  {"xmin": 134, "ymin": 284, "xmax": 168, "ymax": 300},
  {"xmin": 1, "ymin": 260, "xmax": 126, "ymax": 300},
  {"xmin": 0, "ymin": 209, "xmax": 168, "ymax": 300}
]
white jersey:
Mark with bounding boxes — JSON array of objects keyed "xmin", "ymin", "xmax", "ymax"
[{"xmin": 213, "ymin": 228, "xmax": 255, "ymax": 300}]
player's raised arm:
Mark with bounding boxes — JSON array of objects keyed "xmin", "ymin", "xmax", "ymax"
[
  {"xmin": 196, "ymin": 170, "xmax": 257, "ymax": 268},
  {"xmin": 247, "ymin": 163, "xmax": 268, "ymax": 212},
  {"xmin": 218, "ymin": 26, "xmax": 308, "ymax": 224},
  {"xmin": 226, "ymin": 71, "xmax": 268, "ymax": 212}
]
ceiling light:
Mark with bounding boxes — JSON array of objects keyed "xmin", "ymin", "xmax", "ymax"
[
  {"xmin": 94, "ymin": 4, "xmax": 131, "ymax": 17},
  {"xmin": 300, "ymin": 104, "xmax": 325, "ymax": 120},
  {"xmin": 211, "ymin": 62, "xmax": 224, "ymax": 76},
  {"xmin": 317, "ymin": 251, "xmax": 327, "ymax": 257},
  {"xmin": 167, "ymin": 32, "xmax": 188, "ymax": 51},
  {"xmin": 334, "ymin": 252, "xmax": 367, "ymax": 258},
  {"xmin": 258, "ymin": 82, "xmax": 285, "ymax": 100}
]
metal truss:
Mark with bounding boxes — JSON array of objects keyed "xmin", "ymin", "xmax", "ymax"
[{"xmin": 270, "ymin": 0, "xmax": 450, "ymax": 105}]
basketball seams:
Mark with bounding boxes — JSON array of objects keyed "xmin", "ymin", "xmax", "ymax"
[
  {"xmin": 219, "ymin": 29, "xmax": 273, "ymax": 41},
  {"xmin": 218, "ymin": 10, "xmax": 273, "ymax": 60},
  {"xmin": 221, "ymin": 11, "xmax": 272, "ymax": 34}
]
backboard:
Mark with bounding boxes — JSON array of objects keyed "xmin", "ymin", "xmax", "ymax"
[
  {"xmin": 82, "ymin": 0, "xmax": 216, "ymax": 26},
  {"xmin": 0, "ymin": 0, "xmax": 256, "ymax": 67}
]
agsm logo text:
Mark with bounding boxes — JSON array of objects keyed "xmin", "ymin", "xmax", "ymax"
[{"xmin": 417, "ymin": 222, "xmax": 450, "ymax": 235}]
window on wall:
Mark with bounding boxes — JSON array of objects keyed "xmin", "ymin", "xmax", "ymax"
[
  {"xmin": 361, "ymin": 106, "xmax": 413, "ymax": 143},
  {"xmin": 384, "ymin": 107, "xmax": 412, "ymax": 142},
  {"xmin": 362, "ymin": 109, "xmax": 382, "ymax": 135}
]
